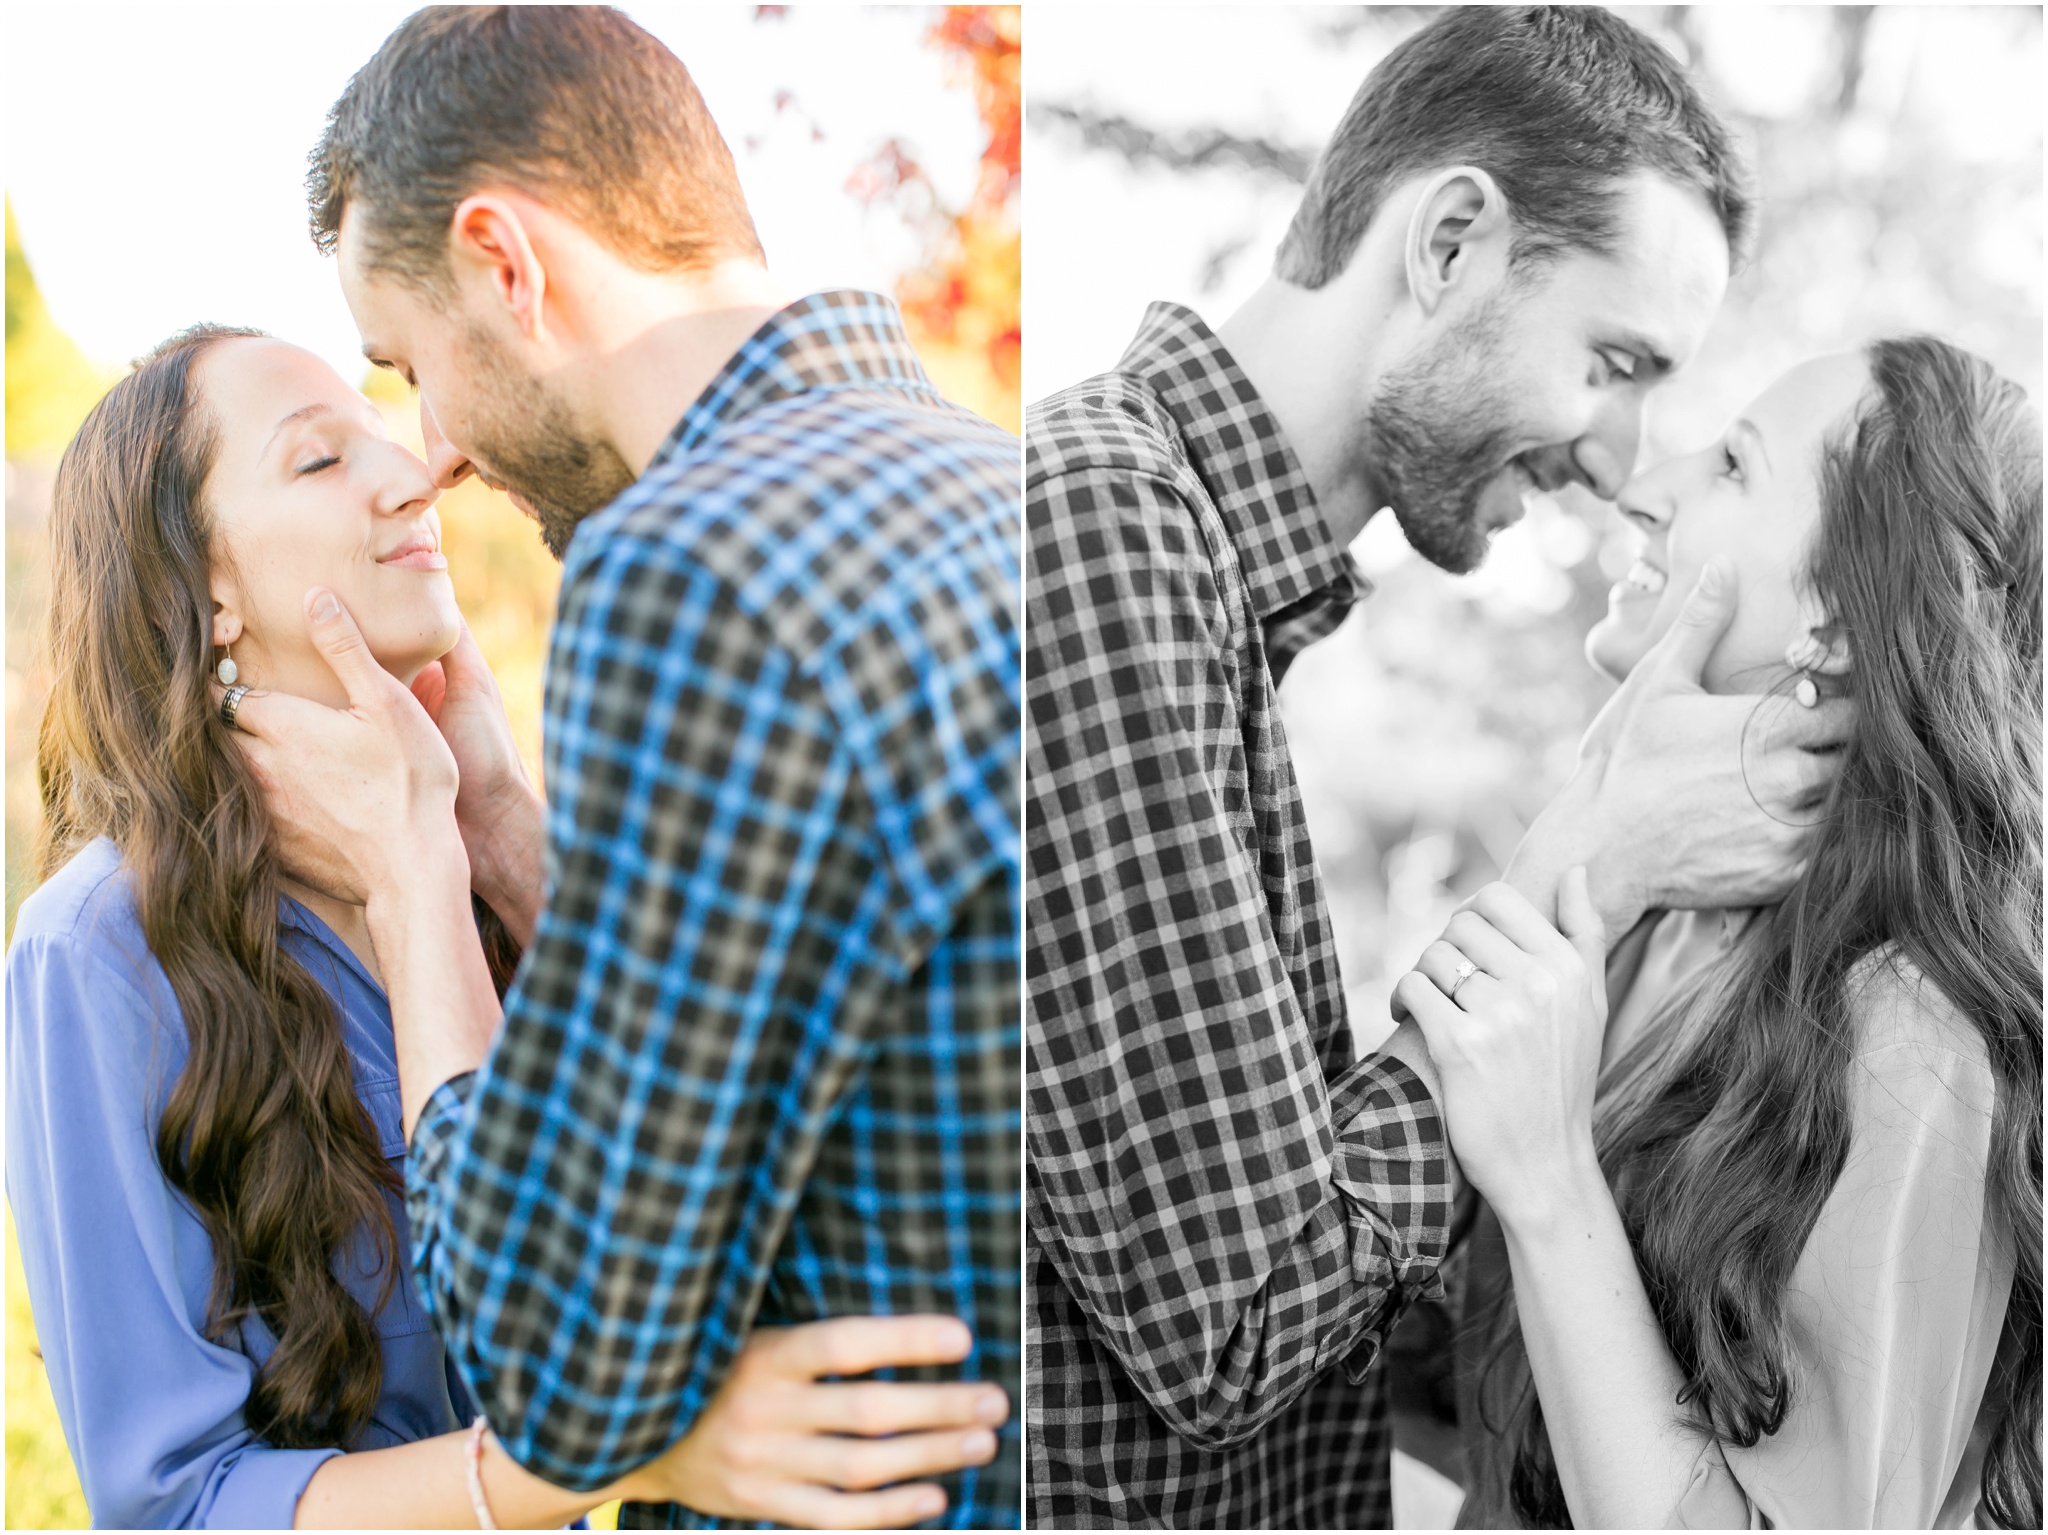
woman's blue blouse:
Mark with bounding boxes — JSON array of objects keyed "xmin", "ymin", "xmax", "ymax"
[{"xmin": 6, "ymin": 838, "xmax": 472, "ymax": 1528}]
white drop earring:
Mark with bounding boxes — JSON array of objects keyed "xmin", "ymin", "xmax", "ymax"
[{"xmin": 216, "ymin": 641, "xmax": 238, "ymax": 687}]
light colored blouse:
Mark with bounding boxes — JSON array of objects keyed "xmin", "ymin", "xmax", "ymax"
[{"xmin": 1609, "ymin": 909, "xmax": 2013, "ymax": 1530}]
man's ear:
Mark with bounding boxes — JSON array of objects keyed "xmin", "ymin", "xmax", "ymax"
[
  {"xmin": 1402, "ymin": 166, "xmax": 1511, "ymax": 319},
  {"xmin": 448, "ymin": 194, "xmax": 550, "ymax": 343}
]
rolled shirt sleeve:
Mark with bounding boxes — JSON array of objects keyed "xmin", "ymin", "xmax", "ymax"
[
  {"xmin": 1026, "ymin": 467, "xmax": 1451, "ymax": 1451},
  {"xmin": 6, "ymin": 929, "xmax": 341, "ymax": 1529}
]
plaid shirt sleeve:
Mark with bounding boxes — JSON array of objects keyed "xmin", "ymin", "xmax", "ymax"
[
  {"xmin": 1027, "ymin": 463, "xmax": 1450, "ymax": 1452},
  {"xmin": 406, "ymin": 529, "xmax": 982, "ymax": 1493}
]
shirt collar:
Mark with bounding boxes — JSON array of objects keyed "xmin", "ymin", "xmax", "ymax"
[
  {"xmin": 278, "ymin": 894, "xmax": 384, "ymax": 1001},
  {"xmin": 657, "ymin": 289, "xmax": 942, "ymax": 467},
  {"xmin": 1116, "ymin": 301, "xmax": 1367, "ymax": 623}
]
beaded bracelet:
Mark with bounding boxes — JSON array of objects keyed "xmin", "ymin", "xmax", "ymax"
[{"xmin": 464, "ymin": 1416, "xmax": 501, "ymax": 1530}]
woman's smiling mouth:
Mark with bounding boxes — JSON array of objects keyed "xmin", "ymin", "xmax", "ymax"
[
  {"xmin": 376, "ymin": 532, "xmax": 447, "ymax": 571},
  {"xmin": 1619, "ymin": 553, "xmax": 1668, "ymax": 595}
]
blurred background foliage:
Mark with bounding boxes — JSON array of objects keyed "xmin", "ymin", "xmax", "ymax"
[
  {"xmin": 1028, "ymin": 2, "xmax": 2043, "ymax": 1054},
  {"xmin": 4, "ymin": 7, "xmax": 1015, "ymax": 1527}
]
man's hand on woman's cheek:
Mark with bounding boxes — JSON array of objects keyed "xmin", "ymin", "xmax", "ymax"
[
  {"xmin": 1509, "ymin": 561, "xmax": 1853, "ymax": 944},
  {"xmin": 216, "ymin": 586, "xmax": 467, "ymax": 906}
]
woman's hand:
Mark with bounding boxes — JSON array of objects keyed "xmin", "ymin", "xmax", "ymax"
[
  {"xmin": 615, "ymin": 1315, "xmax": 1008, "ymax": 1529},
  {"xmin": 1392, "ymin": 870, "xmax": 1608, "ymax": 1226}
]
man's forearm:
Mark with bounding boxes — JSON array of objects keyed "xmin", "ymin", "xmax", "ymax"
[
  {"xmin": 366, "ymin": 836, "xmax": 504, "ymax": 1136},
  {"xmin": 1503, "ymin": 769, "xmax": 1645, "ymax": 950}
]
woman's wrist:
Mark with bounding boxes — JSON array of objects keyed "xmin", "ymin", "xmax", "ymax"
[
  {"xmin": 479, "ymin": 1429, "xmax": 616, "ymax": 1528},
  {"xmin": 1486, "ymin": 1136, "xmax": 1609, "ymax": 1242}
]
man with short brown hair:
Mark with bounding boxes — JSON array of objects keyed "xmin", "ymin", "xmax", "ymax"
[
  {"xmin": 1026, "ymin": 7, "xmax": 1839, "ymax": 1526},
  {"xmin": 246, "ymin": 6, "xmax": 1022, "ymax": 1526}
]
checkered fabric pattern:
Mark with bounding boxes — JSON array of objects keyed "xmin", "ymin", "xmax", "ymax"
[
  {"xmin": 406, "ymin": 291, "xmax": 1022, "ymax": 1529},
  {"xmin": 1024, "ymin": 303, "xmax": 1452, "ymax": 1528}
]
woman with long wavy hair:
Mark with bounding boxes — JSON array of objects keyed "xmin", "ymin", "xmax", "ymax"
[
  {"xmin": 1394, "ymin": 336, "xmax": 2040, "ymax": 1529},
  {"xmin": 7, "ymin": 324, "xmax": 1006, "ymax": 1530}
]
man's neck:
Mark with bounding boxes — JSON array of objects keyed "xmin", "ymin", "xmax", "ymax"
[
  {"xmin": 1217, "ymin": 275, "xmax": 1399, "ymax": 553},
  {"xmin": 581, "ymin": 261, "xmax": 791, "ymax": 477}
]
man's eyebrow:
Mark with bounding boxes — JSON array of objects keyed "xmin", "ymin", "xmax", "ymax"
[{"xmin": 1608, "ymin": 330, "xmax": 1675, "ymax": 376}]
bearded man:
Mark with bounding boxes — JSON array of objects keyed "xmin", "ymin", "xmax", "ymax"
[
  {"xmin": 1024, "ymin": 7, "xmax": 1844, "ymax": 1526},
  {"xmin": 222, "ymin": 7, "xmax": 1021, "ymax": 1527}
]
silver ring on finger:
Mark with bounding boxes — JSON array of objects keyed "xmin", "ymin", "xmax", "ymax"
[
  {"xmin": 219, "ymin": 684, "xmax": 251, "ymax": 732},
  {"xmin": 1449, "ymin": 957, "xmax": 1478, "ymax": 1000}
]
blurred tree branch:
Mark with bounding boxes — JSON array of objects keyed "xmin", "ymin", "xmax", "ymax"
[
  {"xmin": 1031, "ymin": 102, "xmax": 1314, "ymax": 183},
  {"xmin": 1833, "ymin": 6, "xmax": 1874, "ymax": 114}
]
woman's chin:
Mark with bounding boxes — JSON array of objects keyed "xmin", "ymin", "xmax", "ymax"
[{"xmin": 372, "ymin": 623, "xmax": 462, "ymax": 686}]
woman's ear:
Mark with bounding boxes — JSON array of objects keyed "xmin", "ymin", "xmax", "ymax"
[
  {"xmin": 1787, "ymin": 592, "xmax": 1851, "ymax": 678},
  {"xmin": 210, "ymin": 593, "xmax": 244, "ymax": 650},
  {"xmin": 1403, "ymin": 165, "xmax": 1511, "ymax": 320}
]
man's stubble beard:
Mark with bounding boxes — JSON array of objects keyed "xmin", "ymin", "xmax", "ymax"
[
  {"xmin": 1363, "ymin": 293, "xmax": 1524, "ymax": 576},
  {"xmin": 458, "ymin": 321, "xmax": 637, "ymax": 560}
]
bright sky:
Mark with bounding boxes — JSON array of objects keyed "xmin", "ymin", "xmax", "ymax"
[{"xmin": 4, "ymin": 3, "xmax": 980, "ymax": 383}]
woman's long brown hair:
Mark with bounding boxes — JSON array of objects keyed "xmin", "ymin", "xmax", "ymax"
[
  {"xmin": 1473, "ymin": 336, "xmax": 2042, "ymax": 1527},
  {"xmin": 39, "ymin": 325, "xmax": 403, "ymax": 1448}
]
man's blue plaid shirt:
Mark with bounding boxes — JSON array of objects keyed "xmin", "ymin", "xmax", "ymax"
[{"xmin": 406, "ymin": 291, "xmax": 1021, "ymax": 1529}]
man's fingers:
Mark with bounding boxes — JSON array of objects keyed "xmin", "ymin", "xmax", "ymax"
[
  {"xmin": 769, "ymin": 1481, "xmax": 949, "ymax": 1531},
  {"xmin": 797, "ymin": 1424, "xmax": 999, "ymax": 1493},
  {"xmin": 1759, "ymin": 695, "xmax": 1855, "ymax": 754},
  {"xmin": 1643, "ymin": 559, "xmax": 1737, "ymax": 688},
  {"xmin": 303, "ymin": 587, "xmax": 394, "ymax": 710},
  {"xmin": 809, "ymin": 1380, "xmax": 1009, "ymax": 1437},
  {"xmin": 211, "ymin": 680, "xmax": 276, "ymax": 742},
  {"xmin": 411, "ymin": 660, "xmax": 449, "ymax": 721},
  {"xmin": 440, "ymin": 616, "xmax": 494, "ymax": 689},
  {"xmin": 758, "ymin": 1315, "xmax": 973, "ymax": 1382}
]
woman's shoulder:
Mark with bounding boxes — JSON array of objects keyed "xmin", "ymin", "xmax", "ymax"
[
  {"xmin": 1841, "ymin": 946, "xmax": 1997, "ymax": 1122},
  {"xmin": 9, "ymin": 839, "xmax": 158, "ymax": 991}
]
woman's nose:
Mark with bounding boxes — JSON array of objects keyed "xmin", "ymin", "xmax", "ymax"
[
  {"xmin": 371, "ymin": 442, "xmax": 444, "ymax": 519},
  {"xmin": 1614, "ymin": 461, "xmax": 1678, "ymax": 532}
]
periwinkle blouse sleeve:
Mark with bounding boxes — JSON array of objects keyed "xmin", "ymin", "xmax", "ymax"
[
  {"xmin": 5, "ymin": 931, "xmax": 342, "ymax": 1528},
  {"xmin": 1676, "ymin": 962, "xmax": 2011, "ymax": 1530}
]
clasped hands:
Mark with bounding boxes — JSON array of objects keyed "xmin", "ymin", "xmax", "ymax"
[{"xmin": 1393, "ymin": 561, "xmax": 1852, "ymax": 1214}]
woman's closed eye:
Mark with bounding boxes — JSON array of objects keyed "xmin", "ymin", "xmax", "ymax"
[{"xmin": 295, "ymin": 453, "xmax": 341, "ymax": 476}]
